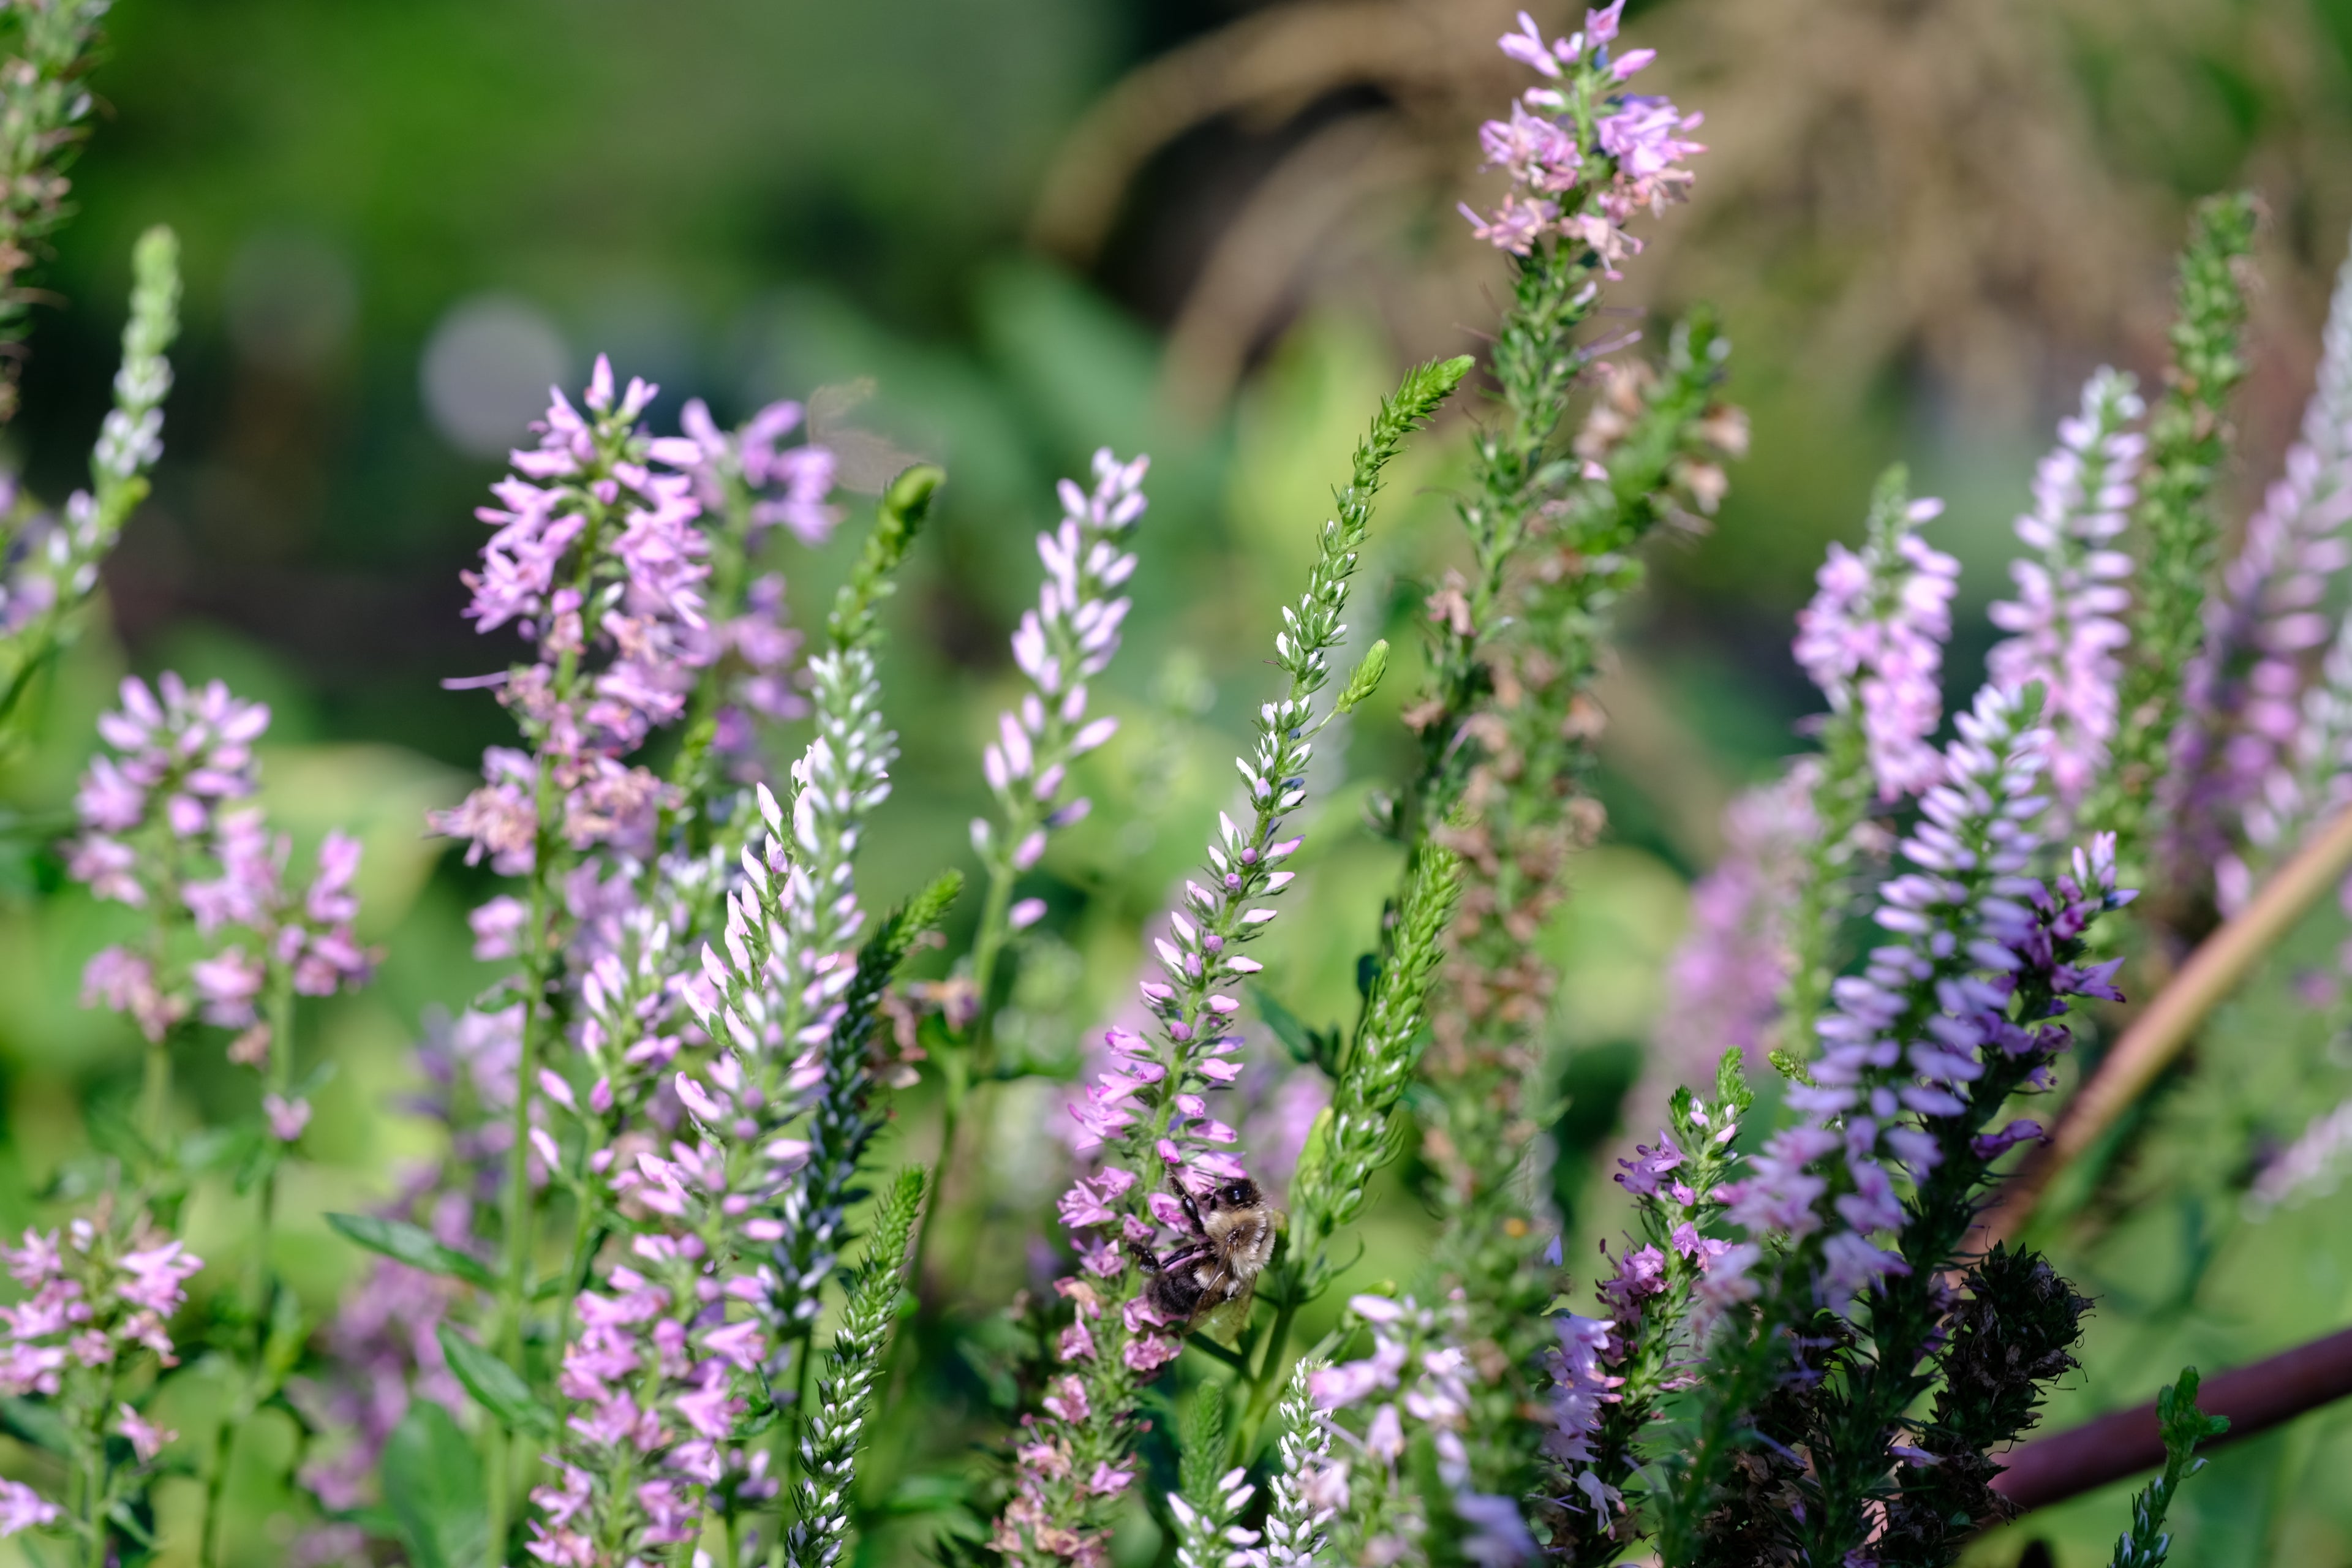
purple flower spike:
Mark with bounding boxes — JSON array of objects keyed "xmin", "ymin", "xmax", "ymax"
[
  {"xmin": 1795, "ymin": 492, "xmax": 1960, "ymax": 802},
  {"xmin": 1651, "ymin": 761, "xmax": 1817, "ymax": 1095},
  {"xmin": 1988, "ymin": 368, "xmax": 2145, "ymax": 810},
  {"xmin": 2175, "ymin": 242, "xmax": 2352, "ymax": 892},
  {"xmin": 975, "ymin": 449, "xmax": 1148, "ymax": 899}
]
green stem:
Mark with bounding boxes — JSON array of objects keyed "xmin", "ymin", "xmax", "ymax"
[
  {"xmin": 137, "ymin": 1038, "xmax": 172, "ymax": 1158},
  {"xmin": 76, "ymin": 1430, "xmax": 105, "ymax": 1568},
  {"xmin": 137, "ymin": 825, "xmax": 185, "ymax": 1161},
  {"xmin": 198, "ymin": 974, "xmax": 298, "ymax": 1568},
  {"xmin": 1232, "ymin": 1292, "xmax": 1300, "ymax": 1460},
  {"xmin": 906, "ymin": 856, "xmax": 1010, "ymax": 1298}
]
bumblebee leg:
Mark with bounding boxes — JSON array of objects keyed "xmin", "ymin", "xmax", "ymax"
[{"xmin": 1171, "ymin": 1176, "xmax": 1206, "ymax": 1237}]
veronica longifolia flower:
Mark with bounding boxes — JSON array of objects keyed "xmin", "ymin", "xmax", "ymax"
[
  {"xmin": 652, "ymin": 395, "xmax": 840, "ymax": 546},
  {"xmin": 0, "ymin": 1212, "xmax": 200, "ymax": 1539},
  {"xmin": 1725, "ymin": 687, "xmax": 2046, "ymax": 1311},
  {"xmin": 68, "ymin": 673, "xmax": 266, "ymax": 891},
  {"xmin": 1794, "ymin": 494, "xmax": 1959, "ymax": 801},
  {"xmin": 1988, "ymin": 368, "xmax": 2144, "ymax": 810},
  {"xmin": 2173, "ymin": 238, "xmax": 2352, "ymax": 881},
  {"xmin": 1717, "ymin": 686, "xmax": 2132, "ymax": 1320},
  {"xmin": 972, "ymin": 448, "xmax": 1147, "ymax": 897},
  {"xmin": 1651, "ymin": 761, "xmax": 1816, "ymax": 1087}
]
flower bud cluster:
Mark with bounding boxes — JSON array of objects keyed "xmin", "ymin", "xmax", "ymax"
[
  {"xmin": 684, "ymin": 739, "xmax": 890, "ymax": 1332},
  {"xmin": 1988, "ymin": 368, "xmax": 2146, "ymax": 809},
  {"xmin": 970, "ymin": 448, "xmax": 1145, "ymax": 911},
  {"xmin": 1167, "ymin": 1463, "xmax": 1256, "ymax": 1568},
  {"xmin": 1462, "ymin": 5, "xmax": 1704, "ymax": 274},
  {"xmin": 1243, "ymin": 1363, "xmax": 1341, "ymax": 1568}
]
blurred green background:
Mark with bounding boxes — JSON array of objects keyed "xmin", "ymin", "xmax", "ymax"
[{"xmin": 7, "ymin": 0, "xmax": 2352, "ymax": 1562}]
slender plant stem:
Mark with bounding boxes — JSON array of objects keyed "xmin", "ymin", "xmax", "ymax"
[
  {"xmin": 138, "ymin": 1039, "xmax": 172, "ymax": 1156},
  {"xmin": 1232, "ymin": 1292, "xmax": 1300, "ymax": 1457},
  {"xmin": 908, "ymin": 767, "xmax": 1022, "ymax": 1300},
  {"xmin": 197, "ymin": 974, "xmax": 299, "ymax": 1568},
  {"xmin": 137, "ymin": 829, "xmax": 185, "ymax": 1158}
]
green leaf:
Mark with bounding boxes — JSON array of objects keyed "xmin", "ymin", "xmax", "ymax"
[
  {"xmin": 732, "ymin": 1398, "xmax": 781, "ymax": 1441},
  {"xmin": 233, "ymin": 1136, "xmax": 284, "ymax": 1196},
  {"xmin": 1254, "ymin": 990, "xmax": 1314, "ymax": 1063},
  {"xmin": 326, "ymin": 1213, "xmax": 495, "ymax": 1289},
  {"xmin": 381, "ymin": 1401, "xmax": 487, "ymax": 1568},
  {"xmin": 435, "ymin": 1324, "xmax": 552, "ymax": 1434},
  {"xmin": 1254, "ymin": 991, "xmax": 1340, "ymax": 1074},
  {"xmin": 260, "ymin": 1285, "xmax": 310, "ymax": 1392},
  {"xmin": 0, "ymin": 1395, "xmax": 70, "ymax": 1455}
]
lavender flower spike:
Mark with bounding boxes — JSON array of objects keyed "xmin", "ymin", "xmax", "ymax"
[
  {"xmin": 1722, "ymin": 683, "xmax": 2052, "ymax": 1315},
  {"xmin": 2230, "ymin": 610, "xmax": 2352, "ymax": 908},
  {"xmin": 1794, "ymin": 489, "xmax": 1960, "ymax": 801},
  {"xmin": 2169, "ymin": 233, "xmax": 2352, "ymax": 881},
  {"xmin": 1988, "ymin": 368, "xmax": 2145, "ymax": 810},
  {"xmin": 998, "ymin": 356, "xmax": 1467, "ymax": 1568},
  {"xmin": 970, "ymin": 448, "xmax": 1147, "ymax": 941},
  {"xmin": 1649, "ymin": 760, "xmax": 1816, "ymax": 1093},
  {"xmin": 0, "ymin": 227, "xmax": 181, "ymax": 737}
]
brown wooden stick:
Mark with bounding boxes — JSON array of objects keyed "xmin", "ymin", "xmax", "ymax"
[
  {"xmin": 1989, "ymin": 1324, "xmax": 2352, "ymax": 1513},
  {"xmin": 1975, "ymin": 805, "xmax": 2352, "ymax": 1249}
]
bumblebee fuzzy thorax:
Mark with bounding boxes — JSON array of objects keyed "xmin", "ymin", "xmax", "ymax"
[{"xmin": 1199, "ymin": 1178, "xmax": 1276, "ymax": 1280}]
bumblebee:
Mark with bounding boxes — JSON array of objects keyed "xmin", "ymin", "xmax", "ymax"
[{"xmin": 1130, "ymin": 1174, "xmax": 1278, "ymax": 1341}]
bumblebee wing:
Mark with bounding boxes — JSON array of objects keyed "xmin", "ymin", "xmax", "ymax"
[{"xmin": 1191, "ymin": 1272, "xmax": 1257, "ymax": 1345}]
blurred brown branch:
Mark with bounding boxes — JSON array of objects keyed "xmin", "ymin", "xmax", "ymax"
[
  {"xmin": 1033, "ymin": 0, "xmax": 2352, "ymax": 420},
  {"xmin": 1989, "ymin": 1321, "xmax": 2352, "ymax": 1515}
]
